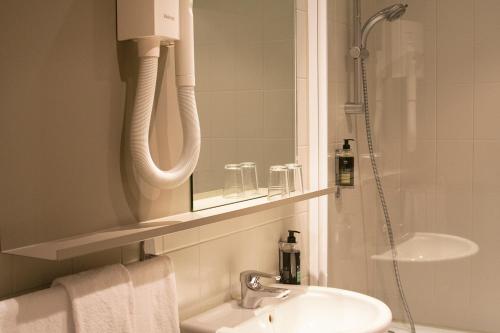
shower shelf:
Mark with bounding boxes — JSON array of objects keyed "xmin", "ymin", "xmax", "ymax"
[
  {"xmin": 371, "ymin": 232, "xmax": 479, "ymax": 263},
  {"xmin": 2, "ymin": 187, "xmax": 335, "ymax": 261}
]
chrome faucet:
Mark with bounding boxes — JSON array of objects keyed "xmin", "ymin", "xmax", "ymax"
[{"xmin": 240, "ymin": 270, "xmax": 290, "ymax": 309}]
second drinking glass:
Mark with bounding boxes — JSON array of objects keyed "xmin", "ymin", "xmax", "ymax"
[
  {"xmin": 285, "ymin": 163, "xmax": 303, "ymax": 195},
  {"xmin": 240, "ymin": 162, "xmax": 259, "ymax": 196},
  {"xmin": 223, "ymin": 164, "xmax": 243, "ymax": 198},
  {"xmin": 268, "ymin": 165, "xmax": 289, "ymax": 199}
]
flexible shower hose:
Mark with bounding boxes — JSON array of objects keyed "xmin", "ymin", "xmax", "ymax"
[{"xmin": 360, "ymin": 59, "xmax": 416, "ymax": 333}]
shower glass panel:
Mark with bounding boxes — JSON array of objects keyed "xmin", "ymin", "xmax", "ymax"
[{"xmin": 327, "ymin": 1, "xmax": 493, "ymax": 332}]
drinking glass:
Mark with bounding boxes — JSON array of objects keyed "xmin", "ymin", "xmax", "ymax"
[
  {"xmin": 240, "ymin": 162, "xmax": 259, "ymax": 196},
  {"xmin": 223, "ymin": 164, "xmax": 243, "ymax": 198},
  {"xmin": 267, "ymin": 165, "xmax": 289, "ymax": 199},
  {"xmin": 285, "ymin": 163, "xmax": 303, "ymax": 194}
]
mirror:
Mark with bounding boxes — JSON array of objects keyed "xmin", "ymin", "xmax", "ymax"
[{"xmin": 191, "ymin": 0, "xmax": 297, "ymax": 211}]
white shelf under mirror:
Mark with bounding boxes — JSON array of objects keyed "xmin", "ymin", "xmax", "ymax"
[{"xmin": 2, "ymin": 187, "xmax": 335, "ymax": 261}]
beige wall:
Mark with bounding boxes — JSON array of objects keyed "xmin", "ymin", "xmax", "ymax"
[
  {"xmin": 193, "ymin": 0, "xmax": 296, "ymax": 194},
  {"xmin": 0, "ymin": 0, "xmax": 310, "ymax": 321},
  {"xmin": 328, "ymin": 0, "xmax": 500, "ymax": 332}
]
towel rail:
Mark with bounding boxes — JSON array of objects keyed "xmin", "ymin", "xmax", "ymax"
[{"xmin": 139, "ymin": 240, "xmax": 158, "ymax": 261}]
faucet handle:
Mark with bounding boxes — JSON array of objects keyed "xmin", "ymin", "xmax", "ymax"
[{"xmin": 240, "ymin": 270, "xmax": 280, "ymax": 287}]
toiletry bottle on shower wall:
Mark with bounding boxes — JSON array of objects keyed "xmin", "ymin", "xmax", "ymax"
[
  {"xmin": 336, "ymin": 139, "xmax": 355, "ymax": 186},
  {"xmin": 279, "ymin": 230, "xmax": 301, "ymax": 285}
]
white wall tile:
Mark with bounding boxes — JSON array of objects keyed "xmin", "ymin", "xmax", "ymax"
[
  {"xmin": 435, "ymin": 140, "xmax": 473, "ymax": 237},
  {"xmin": 228, "ymin": 230, "xmax": 260, "ymax": 299},
  {"xmin": 263, "ymin": 41, "xmax": 295, "ymax": 90},
  {"xmin": 408, "ymin": 80, "xmax": 436, "ymax": 141},
  {"xmin": 335, "ymin": 0, "xmax": 350, "ymax": 25},
  {"xmin": 211, "ymin": 92, "xmax": 237, "ymax": 138},
  {"xmin": 193, "ymin": 0, "xmax": 237, "ymax": 45},
  {"xmin": 437, "ymin": 0, "xmax": 474, "ymax": 84},
  {"xmin": 198, "ymin": 236, "xmax": 232, "ymax": 310},
  {"xmin": 163, "ymin": 229, "xmax": 200, "ymax": 253},
  {"xmin": 199, "ymin": 217, "xmax": 254, "ymax": 243},
  {"xmin": 168, "ymin": 247, "xmax": 202, "ymax": 320},
  {"xmin": 397, "ymin": 263, "xmax": 435, "ymax": 323},
  {"xmin": 432, "ymin": 260, "xmax": 471, "ymax": 328},
  {"xmin": 255, "ymin": 220, "xmax": 284, "ymax": 274},
  {"xmin": 263, "ymin": 139, "xmax": 295, "ymax": 169},
  {"xmin": 234, "ymin": 0, "xmax": 264, "ymax": 43},
  {"xmin": 235, "ymin": 43, "xmax": 264, "ymax": 90},
  {"xmin": 263, "ymin": 90, "xmax": 295, "ymax": 139},
  {"xmin": 331, "ymin": 23, "xmax": 349, "ymax": 84},
  {"xmin": 236, "ymin": 91, "xmax": 264, "ymax": 139},
  {"xmin": 12, "ymin": 257, "xmax": 72, "ymax": 294},
  {"xmin": 401, "ymin": 140, "xmax": 436, "ymax": 191},
  {"xmin": 474, "ymin": 0, "xmax": 500, "ymax": 84},
  {"xmin": 436, "ymin": 83, "xmax": 473, "ymax": 140},
  {"xmin": 263, "ymin": 0, "xmax": 295, "ymax": 42},
  {"xmin": 72, "ymin": 248, "xmax": 122, "ymax": 274},
  {"xmin": 469, "ymin": 254, "xmax": 500, "ymax": 332},
  {"xmin": 474, "ymin": 83, "xmax": 500, "ymax": 140}
]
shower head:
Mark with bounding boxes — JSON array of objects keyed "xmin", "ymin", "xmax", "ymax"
[{"xmin": 361, "ymin": 3, "xmax": 408, "ymax": 49}]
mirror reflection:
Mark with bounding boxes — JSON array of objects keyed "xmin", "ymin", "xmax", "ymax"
[{"xmin": 191, "ymin": 0, "xmax": 297, "ymax": 211}]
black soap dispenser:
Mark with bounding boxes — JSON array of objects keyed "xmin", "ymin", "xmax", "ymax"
[
  {"xmin": 279, "ymin": 230, "xmax": 301, "ymax": 285},
  {"xmin": 336, "ymin": 139, "xmax": 355, "ymax": 186}
]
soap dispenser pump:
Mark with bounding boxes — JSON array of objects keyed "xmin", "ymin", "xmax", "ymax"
[
  {"xmin": 336, "ymin": 139, "xmax": 355, "ymax": 186},
  {"xmin": 279, "ymin": 230, "xmax": 301, "ymax": 285}
]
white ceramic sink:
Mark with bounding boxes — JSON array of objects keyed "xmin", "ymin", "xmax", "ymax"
[
  {"xmin": 371, "ymin": 232, "xmax": 479, "ymax": 263},
  {"xmin": 181, "ymin": 285, "xmax": 392, "ymax": 333}
]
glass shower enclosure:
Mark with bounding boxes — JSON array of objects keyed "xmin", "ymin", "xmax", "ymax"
[{"xmin": 327, "ymin": 1, "xmax": 495, "ymax": 332}]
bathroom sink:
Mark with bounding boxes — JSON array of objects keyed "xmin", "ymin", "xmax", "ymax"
[
  {"xmin": 371, "ymin": 232, "xmax": 479, "ymax": 263},
  {"xmin": 181, "ymin": 285, "xmax": 392, "ymax": 333}
]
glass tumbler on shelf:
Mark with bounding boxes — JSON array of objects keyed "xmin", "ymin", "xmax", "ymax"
[
  {"xmin": 240, "ymin": 162, "xmax": 259, "ymax": 196},
  {"xmin": 268, "ymin": 165, "xmax": 289, "ymax": 200},
  {"xmin": 223, "ymin": 164, "xmax": 243, "ymax": 198},
  {"xmin": 285, "ymin": 163, "xmax": 304, "ymax": 195}
]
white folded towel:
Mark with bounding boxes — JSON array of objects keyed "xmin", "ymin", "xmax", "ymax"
[
  {"xmin": 0, "ymin": 285, "xmax": 73, "ymax": 333},
  {"xmin": 53, "ymin": 264, "xmax": 134, "ymax": 333},
  {"xmin": 127, "ymin": 255, "xmax": 180, "ymax": 333}
]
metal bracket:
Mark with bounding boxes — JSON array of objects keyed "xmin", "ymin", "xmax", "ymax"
[
  {"xmin": 139, "ymin": 240, "xmax": 158, "ymax": 261},
  {"xmin": 335, "ymin": 185, "xmax": 355, "ymax": 199},
  {"xmin": 344, "ymin": 103, "xmax": 363, "ymax": 115}
]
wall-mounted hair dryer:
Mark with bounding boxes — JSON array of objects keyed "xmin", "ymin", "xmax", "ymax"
[{"xmin": 117, "ymin": 0, "xmax": 200, "ymax": 189}]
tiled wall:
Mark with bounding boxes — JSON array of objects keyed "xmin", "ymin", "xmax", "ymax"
[
  {"xmin": 152, "ymin": 202, "xmax": 309, "ymax": 319},
  {"xmin": 328, "ymin": 0, "xmax": 500, "ymax": 332},
  {"xmin": 0, "ymin": 0, "xmax": 310, "ymax": 321},
  {"xmin": 326, "ymin": 0, "xmax": 371, "ymax": 295},
  {"xmin": 193, "ymin": 0, "xmax": 296, "ymax": 193}
]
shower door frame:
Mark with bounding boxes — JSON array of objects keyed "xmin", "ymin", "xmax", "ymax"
[{"xmin": 307, "ymin": 0, "xmax": 329, "ymax": 287}]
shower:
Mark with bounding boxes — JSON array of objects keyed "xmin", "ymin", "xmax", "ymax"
[
  {"xmin": 361, "ymin": 4, "xmax": 408, "ymax": 49},
  {"xmin": 348, "ymin": 2, "xmax": 416, "ymax": 333}
]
